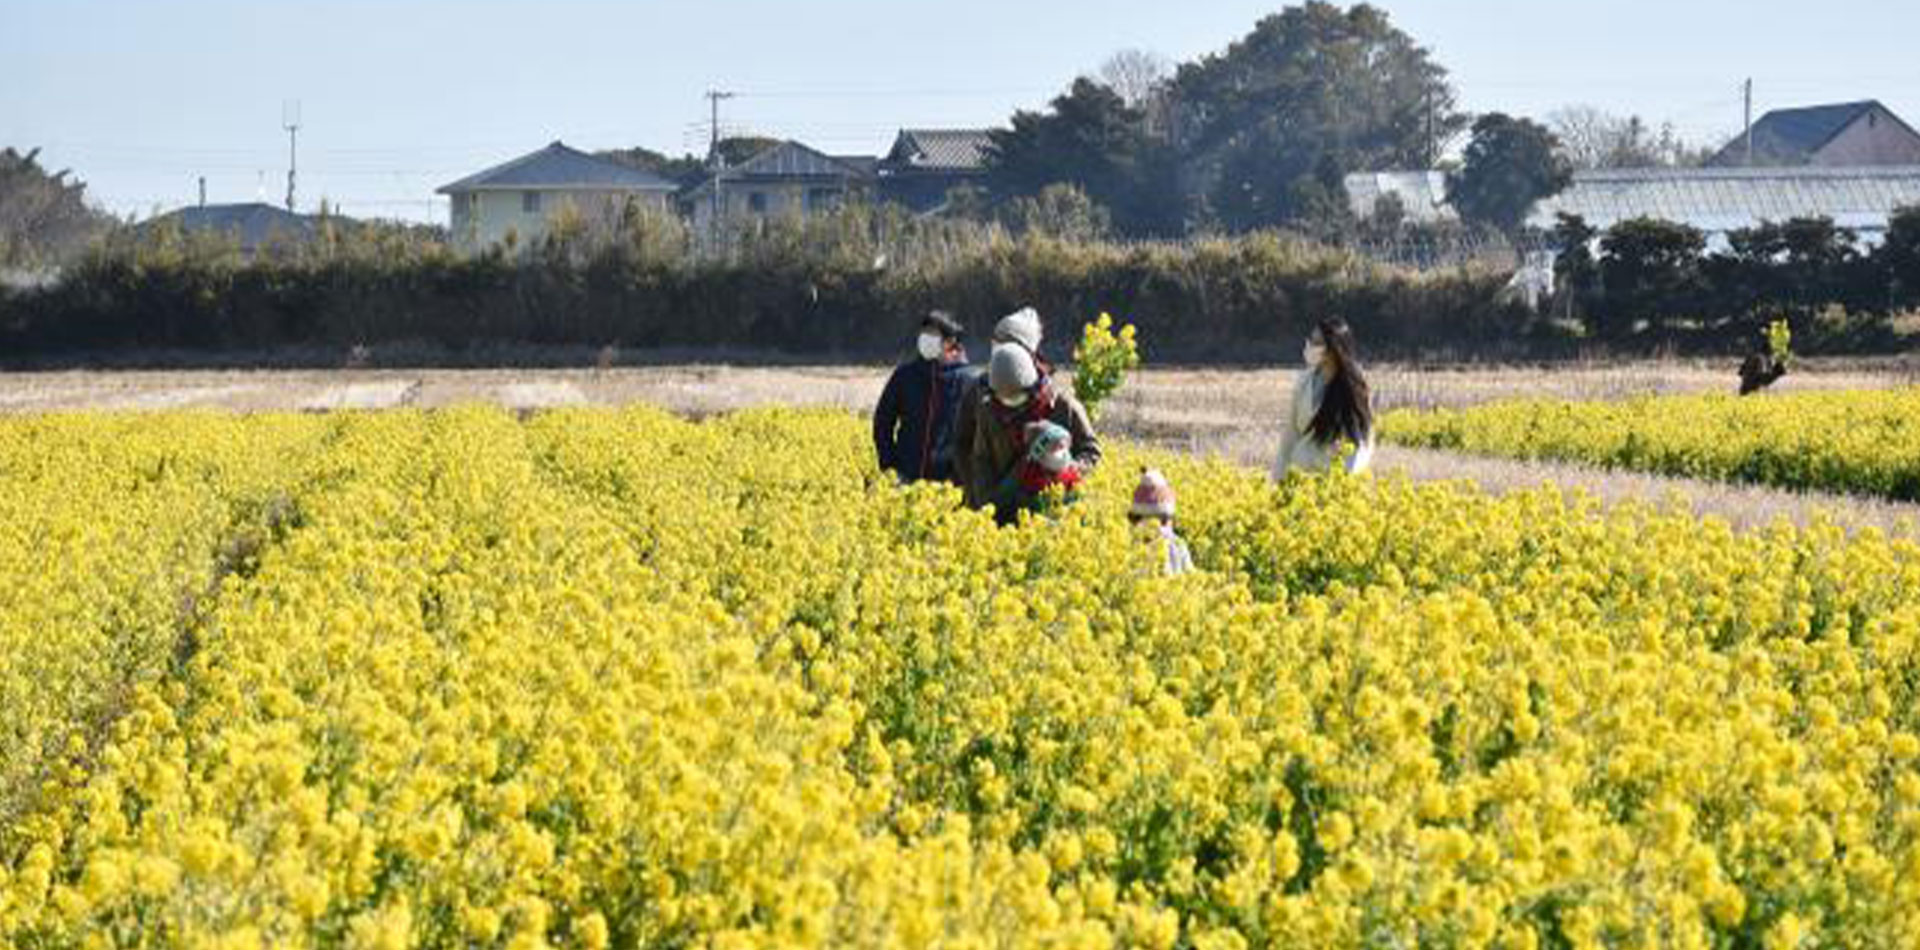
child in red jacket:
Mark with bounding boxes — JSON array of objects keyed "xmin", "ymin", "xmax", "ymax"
[{"xmin": 992, "ymin": 420, "xmax": 1081, "ymax": 522}]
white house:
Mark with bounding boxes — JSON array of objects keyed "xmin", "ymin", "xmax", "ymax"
[{"xmin": 437, "ymin": 141, "xmax": 679, "ymax": 250}]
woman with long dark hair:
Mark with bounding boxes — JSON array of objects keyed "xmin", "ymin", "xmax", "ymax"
[{"xmin": 1273, "ymin": 317, "xmax": 1374, "ymax": 478}]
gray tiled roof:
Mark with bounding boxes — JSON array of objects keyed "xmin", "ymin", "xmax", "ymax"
[
  {"xmin": 144, "ymin": 202, "xmax": 317, "ymax": 250},
  {"xmin": 1528, "ymin": 164, "xmax": 1920, "ymax": 234},
  {"xmin": 833, "ymin": 155, "xmax": 882, "ymax": 177},
  {"xmin": 886, "ymin": 129, "xmax": 993, "ymax": 171},
  {"xmin": 437, "ymin": 141, "xmax": 679, "ymax": 194},
  {"xmin": 728, "ymin": 140, "xmax": 872, "ymax": 180}
]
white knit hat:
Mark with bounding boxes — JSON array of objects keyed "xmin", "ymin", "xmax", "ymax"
[
  {"xmin": 994, "ymin": 307, "xmax": 1042, "ymax": 353},
  {"xmin": 1130, "ymin": 469, "xmax": 1176, "ymax": 519},
  {"xmin": 988, "ymin": 344, "xmax": 1039, "ymax": 397}
]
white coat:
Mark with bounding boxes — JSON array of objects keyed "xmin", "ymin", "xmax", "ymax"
[{"xmin": 1272, "ymin": 367, "xmax": 1374, "ymax": 479}]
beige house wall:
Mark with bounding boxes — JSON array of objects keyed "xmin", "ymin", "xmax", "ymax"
[{"xmin": 451, "ymin": 188, "xmax": 674, "ymax": 250}]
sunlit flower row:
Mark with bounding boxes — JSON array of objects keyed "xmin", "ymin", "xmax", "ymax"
[
  {"xmin": 1380, "ymin": 387, "xmax": 1920, "ymax": 500},
  {"xmin": 1, "ymin": 406, "xmax": 1916, "ymax": 949}
]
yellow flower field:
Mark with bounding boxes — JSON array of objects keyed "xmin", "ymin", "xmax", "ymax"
[
  {"xmin": 1380, "ymin": 388, "xmax": 1920, "ymax": 501},
  {"xmin": 2, "ymin": 407, "xmax": 1918, "ymax": 949}
]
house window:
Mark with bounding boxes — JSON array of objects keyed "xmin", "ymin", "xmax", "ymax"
[
  {"xmin": 522, "ymin": 191, "xmax": 541, "ymax": 214},
  {"xmin": 748, "ymin": 192, "xmax": 768, "ymax": 214},
  {"xmin": 806, "ymin": 187, "xmax": 840, "ymax": 212}
]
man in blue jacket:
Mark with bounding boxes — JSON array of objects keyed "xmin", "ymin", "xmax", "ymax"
[{"xmin": 873, "ymin": 310, "xmax": 975, "ymax": 484}]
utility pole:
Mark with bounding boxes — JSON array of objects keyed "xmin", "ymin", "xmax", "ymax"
[
  {"xmin": 1424, "ymin": 86, "xmax": 1436, "ymax": 168},
  {"xmin": 1743, "ymin": 79, "xmax": 1754, "ymax": 167},
  {"xmin": 704, "ymin": 89, "xmax": 735, "ymax": 236},
  {"xmin": 198, "ymin": 176, "xmax": 207, "ymax": 209},
  {"xmin": 283, "ymin": 99, "xmax": 302, "ymax": 213}
]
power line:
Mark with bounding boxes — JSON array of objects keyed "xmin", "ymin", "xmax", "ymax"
[{"xmin": 727, "ymin": 85, "xmax": 1057, "ymax": 100}]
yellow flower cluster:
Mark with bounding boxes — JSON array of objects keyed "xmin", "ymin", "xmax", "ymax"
[
  {"xmin": 1071, "ymin": 313, "xmax": 1141, "ymax": 419},
  {"xmin": 1380, "ymin": 388, "xmax": 1920, "ymax": 500},
  {"xmin": 0, "ymin": 412, "xmax": 334, "ymax": 850},
  {"xmin": 3, "ymin": 406, "xmax": 1918, "ymax": 949}
]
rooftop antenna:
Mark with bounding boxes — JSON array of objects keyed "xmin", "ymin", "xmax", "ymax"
[{"xmin": 283, "ymin": 99, "xmax": 302, "ymax": 212}]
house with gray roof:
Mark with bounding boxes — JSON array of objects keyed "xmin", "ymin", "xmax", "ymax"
[
  {"xmin": 878, "ymin": 129, "xmax": 993, "ymax": 213},
  {"xmin": 682, "ymin": 140, "xmax": 875, "ymax": 231},
  {"xmin": 437, "ymin": 140, "xmax": 679, "ymax": 250},
  {"xmin": 139, "ymin": 202, "xmax": 323, "ymax": 255},
  {"xmin": 1705, "ymin": 100, "xmax": 1920, "ymax": 168}
]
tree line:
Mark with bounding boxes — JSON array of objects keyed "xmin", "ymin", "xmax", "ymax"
[
  {"xmin": 1549, "ymin": 207, "xmax": 1920, "ymax": 348},
  {"xmin": 0, "ymin": 199, "xmax": 1524, "ymax": 364}
]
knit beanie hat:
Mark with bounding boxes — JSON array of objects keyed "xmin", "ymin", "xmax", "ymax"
[
  {"xmin": 994, "ymin": 307, "xmax": 1043, "ymax": 353},
  {"xmin": 988, "ymin": 343, "xmax": 1039, "ymax": 398},
  {"xmin": 1130, "ymin": 469, "xmax": 1176, "ymax": 519},
  {"xmin": 1024, "ymin": 421, "xmax": 1072, "ymax": 472}
]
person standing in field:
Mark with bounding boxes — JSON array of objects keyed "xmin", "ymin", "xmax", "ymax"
[
  {"xmin": 1129, "ymin": 469, "xmax": 1194, "ymax": 575},
  {"xmin": 959, "ymin": 341, "xmax": 1101, "ymax": 516},
  {"xmin": 1272, "ymin": 316, "xmax": 1375, "ymax": 479},
  {"xmin": 873, "ymin": 310, "xmax": 975, "ymax": 484},
  {"xmin": 953, "ymin": 307, "xmax": 1047, "ymax": 461},
  {"xmin": 955, "ymin": 307, "xmax": 1047, "ymax": 494}
]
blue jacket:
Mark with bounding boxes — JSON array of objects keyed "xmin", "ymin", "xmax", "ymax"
[{"xmin": 874, "ymin": 356, "xmax": 977, "ymax": 483}]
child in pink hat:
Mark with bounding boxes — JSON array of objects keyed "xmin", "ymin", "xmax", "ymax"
[{"xmin": 1129, "ymin": 469, "xmax": 1193, "ymax": 575}]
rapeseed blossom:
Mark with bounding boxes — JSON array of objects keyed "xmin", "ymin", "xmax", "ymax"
[{"xmin": 0, "ymin": 406, "xmax": 1916, "ymax": 947}]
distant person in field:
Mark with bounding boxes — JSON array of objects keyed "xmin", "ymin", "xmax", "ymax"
[
  {"xmin": 1129, "ymin": 469, "xmax": 1194, "ymax": 576},
  {"xmin": 959, "ymin": 339, "xmax": 1101, "ymax": 518},
  {"xmin": 1738, "ymin": 342, "xmax": 1788, "ymax": 396},
  {"xmin": 1273, "ymin": 316, "xmax": 1375, "ymax": 479},
  {"xmin": 872, "ymin": 310, "xmax": 975, "ymax": 484},
  {"xmin": 990, "ymin": 420, "xmax": 1085, "ymax": 521}
]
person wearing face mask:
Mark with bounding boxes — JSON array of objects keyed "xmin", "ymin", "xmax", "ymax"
[
  {"xmin": 955, "ymin": 306, "xmax": 1050, "ymax": 501},
  {"xmin": 1273, "ymin": 316, "xmax": 1375, "ymax": 479},
  {"xmin": 873, "ymin": 310, "xmax": 975, "ymax": 484},
  {"xmin": 959, "ymin": 341, "xmax": 1101, "ymax": 513}
]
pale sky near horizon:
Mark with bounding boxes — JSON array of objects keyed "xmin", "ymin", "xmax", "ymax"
[{"xmin": 5, "ymin": 0, "xmax": 1917, "ymax": 224}]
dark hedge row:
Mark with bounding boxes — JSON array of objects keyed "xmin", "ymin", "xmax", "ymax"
[{"xmin": 0, "ymin": 209, "xmax": 1530, "ymax": 364}]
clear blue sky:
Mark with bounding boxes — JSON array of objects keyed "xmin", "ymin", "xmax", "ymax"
[{"xmin": 6, "ymin": 0, "xmax": 1917, "ymax": 223}]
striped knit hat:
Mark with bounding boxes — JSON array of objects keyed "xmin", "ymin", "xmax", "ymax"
[{"xmin": 1130, "ymin": 469, "xmax": 1176, "ymax": 519}]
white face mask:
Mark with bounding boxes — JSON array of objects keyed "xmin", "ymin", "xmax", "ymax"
[
  {"xmin": 1304, "ymin": 341, "xmax": 1327, "ymax": 367},
  {"xmin": 1038, "ymin": 445, "xmax": 1071, "ymax": 474},
  {"xmin": 916, "ymin": 333, "xmax": 944, "ymax": 361},
  {"xmin": 995, "ymin": 390, "xmax": 1030, "ymax": 408}
]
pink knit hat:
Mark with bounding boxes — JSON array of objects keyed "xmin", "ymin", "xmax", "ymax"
[{"xmin": 1130, "ymin": 469, "xmax": 1176, "ymax": 518}]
